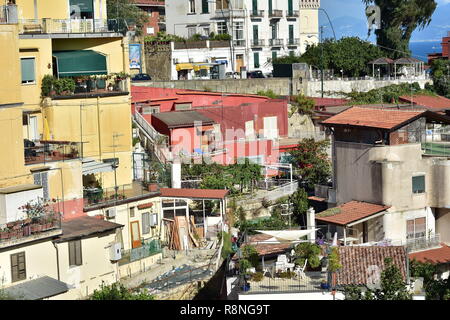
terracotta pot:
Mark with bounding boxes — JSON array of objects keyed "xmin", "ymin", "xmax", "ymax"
[{"xmin": 0, "ymin": 232, "xmax": 10, "ymax": 240}]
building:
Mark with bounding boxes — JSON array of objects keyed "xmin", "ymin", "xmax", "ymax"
[
  {"xmin": 318, "ymin": 107, "xmax": 450, "ymax": 247},
  {"xmin": 399, "ymin": 95, "xmax": 450, "ymax": 114},
  {"xmin": 134, "ymin": 0, "xmax": 166, "ymax": 36},
  {"xmin": 427, "ymin": 31, "xmax": 450, "ymax": 64},
  {"xmin": 165, "ymin": 0, "xmax": 320, "ymax": 75}
]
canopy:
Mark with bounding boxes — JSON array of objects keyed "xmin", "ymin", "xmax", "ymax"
[
  {"xmin": 53, "ymin": 50, "xmax": 107, "ymax": 77},
  {"xmin": 193, "ymin": 63, "xmax": 214, "ymax": 71},
  {"xmin": 255, "ymin": 229, "xmax": 318, "ymax": 242},
  {"xmin": 176, "ymin": 63, "xmax": 194, "ymax": 71}
]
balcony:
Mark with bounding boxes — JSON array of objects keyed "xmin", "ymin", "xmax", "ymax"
[
  {"xmin": 233, "ymin": 40, "xmax": 245, "ymax": 47},
  {"xmin": 18, "ymin": 18, "xmax": 124, "ymax": 37},
  {"xmin": 251, "ymin": 39, "xmax": 265, "ymax": 47},
  {"xmin": 250, "ymin": 10, "xmax": 264, "ymax": 18},
  {"xmin": 0, "ymin": 212, "xmax": 62, "ymax": 249},
  {"xmin": 83, "ymin": 181, "xmax": 160, "ymax": 210},
  {"xmin": 286, "ymin": 10, "xmax": 299, "ymax": 18},
  {"xmin": 118, "ymin": 239, "xmax": 162, "ymax": 266},
  {"xmin": 268, "ymin": 10, "xmax": 283, "ymax": 18},
  {"xmin": 287, "ymin": 38, "xmax": 300, "ymax": 46},
  {"xmin": 214, "ymin": 9, "xmax": 246, "ymax": 19},
  {"xmin": 24, "ymin": 140, "xmax": 82, "ymax": 165},
  {"xmin": 269, "ymin": 39, "xmax": 283, "ymax": 46}
]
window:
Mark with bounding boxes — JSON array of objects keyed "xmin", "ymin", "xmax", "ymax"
[
  {"xmin": 407, "ymin": 217, "xmax": 426, "ymax": 239},
  {"xmin": 254, "ymin": 52, "xmax": 260, "ymax": 68},
  {"xmin": 233, "ymin": 21, "xmax": 244, "ymax": 44},
  {"xmin": 217, "ymin": 22, "xmax": 227, "ymax": 34},
  {"xmin": 68, "ymin": 240, "xmax": 82, "ymax": 266},
  {"xmin": 216, "ymin": 0, "xmax": 229, "ymax": 9},
  {"xmin": 253, "ymin": 25, "xmax": 259, "ymax": 42},
  {"xmin": 175, "ymin": 103, "xmax": 192, "ymax": 111},
  {"xmin": 34, "ymin": 171, "xmax": 49, "ymax": 200},
  {"xmin": 272, "ymin": 51, "xmax": 277, "ymax": 61},
  {"xmin": 203, "ymin": 27, "xmax": 210, "ymax": 37},
  {"xmin": 412, "ymin": 175, "xmax": 425, "ymax": 194},
  {"xmin": 188, "ymin": 26, "xmax": 197, "ymax": 38},
  {"xmin": 188, "ymin": 0, "xmax": 196, "ymax": 13},
  {"xmin": 21, "ymin": 57, "xmax": 36, "ymax": 84},
  {"xmin": 268, "ymin": 0, "xmax": 273, "ymax": 14},
  {"xmin": 202, "ymin": 0, "xmax": 209, "ymax": 13},
  {"xmin": 11, "ymin": 252, "xmax": 26, "ymax": 283},
  {"xmin": 69, "ymin": 0, "xmax": 94, "ymax": 19},
  {"xmin": 142, "ymin": 212, "xmax": 150, "ymax": 234},
  {"xmin": 288, "ymin": 0, "xmax": 293, "ymax": 15},
  {"xmin": 289, "ymin": 25, "xmax": 294, "ymax": 43},
  {"xmin": 142, "ymin": 106, "xmax": 160, "ymax": 114},
  {"xmin": 271, "ymin": 23, "xmax": 277, "ymax": 39},
  {"xmin": 130, "ymin": 207, "xmax": 135, "ymax": 218},
  {"xmin": 150, "ymin": 213, "xmax": 158, "ymax": 227}
]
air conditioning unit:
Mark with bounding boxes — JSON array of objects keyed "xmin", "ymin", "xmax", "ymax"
[
  {"xmin": 105, "ymin": 207, "xmax": 116, "ymax": 219},
  {"xmin": 109, "ymin": 242, "xmax": 122, "ymax": 261}
]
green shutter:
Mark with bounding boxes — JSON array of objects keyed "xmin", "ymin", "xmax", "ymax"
[
  {"xmin": 252, "ymin": 0, "xmax": 258, "ymax": 13},
  {"xmin": 288, "ymin": 0, "xmax": 293, "ymax": 15},
  {"xmin": 272, "ymin": 51, "xmax": 277, "ymax": 61},
  {"xmin": 289, "ymin": 25, "xmax": 294, "ymax": 43},
  {"xmin": 268, "ymin": 0, "xmax": 272, "ymax": 14},
  {"xmin": 254, "ymin": 52, "xmax": 260, "ymax": 68},
  {"xmin": 69, "ymin": 0, "xmax": 93, "ymax": 12},
  {"xmin": 271, "ymin": 24, "xmax": 276, "ymax": 39},
  {"xmin": 21, "ymin": 58, "xmax": 35, "ymax": 83},
  {"xmin": 202, "ymin": 0, "xmax": 209, "ymax": 13},
  {"xmin": 53, "ymin": 50, "xmax": 107, "ymax": 77},
  {"xmin": 253, "ymin": 25, "xmax": 258, "ymax": 41}
]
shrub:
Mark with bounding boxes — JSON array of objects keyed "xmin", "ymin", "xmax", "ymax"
[
  {"xmin": 277, "ymin": 271, "xmax": 296, "ymax": 279},
  {"xmin": 90, "ymin": 282, "xmax": 155, "ymax": 300},
  {"xmin": 41, "ymin": 75, "xmax": 55, "ymax": 97},
  {"xmin": 251, "ymin": 272, "xmax": 264, "ymax": 282}
]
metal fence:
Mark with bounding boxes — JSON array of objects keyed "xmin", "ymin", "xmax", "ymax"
[
  {"xmin": 263, "ymin": 181, "xmax": 299, "ymax": 202},
  {"xmin": 120, "ymin": 239, "xmax": 162, "ymax": 265}
]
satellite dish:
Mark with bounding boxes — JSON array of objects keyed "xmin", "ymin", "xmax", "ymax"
[{"xmin": 70, "ymin": 5, "xmax": 81, "ymax": 19}]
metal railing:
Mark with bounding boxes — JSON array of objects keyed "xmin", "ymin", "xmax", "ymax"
[
  {"xmin": 18, "ymin": 18, "xmax": 123, "ymax": 34},
  {"xmin": 287, "ymin": 38, "xmax": 300, "ymax": 46},
  {"xmin": 286, "ymin": 10, "xmax": 299, "ymax": 17},
  {"xmin": 233, "ymin": 39, "xmax": 245, "ymax": 47},
  {"xmin": 119, "ymin": 239, "xmax": 162, "ymax": 265},
  {"xmin": 214, "ymin": 9, "xmax": 246, "ymax": 18},
  {"xmin": 268, "ymin": 10, "xmax": 283, "ymax": 18},
  {"xmin": 239, "ymin": 271, "xmax": 327, "ymax": 294},
  {"xmin": 358, "ymin": 234, "xmax": 441, "ymax": 252},
  {"xmin": 263, "ymin": 181, "xmax": 299, "ymax": 202},
  {"xmin": 250, "ymin": 10, "xmax": 264, "ymax": 17},
  {"xmin": 251, "ymin": 39, "xmax": 265, "ymax": 47},
  {"xmin": 24, "ymin": 140, "xmax": 82, "ymax": 165},
  {"xmin": 269, "ymin": 39, "xmax": 283, "ymax": 46}
]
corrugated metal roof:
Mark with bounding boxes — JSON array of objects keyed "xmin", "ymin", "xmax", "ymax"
[
  {"xmin": 55, "ymin": 216, "xmax": 123, "ymax": 242},
  {"xmin": 4, "ymin": 276, "xmax": 68, "ymax": 300},
  {"xmin": 152, "ymin": 111, "xmax": 215, "ymax": 128}
]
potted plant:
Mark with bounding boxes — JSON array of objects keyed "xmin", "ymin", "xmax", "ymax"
[{"xmin": 320, "ymin": 279, "xmax": 330, "ymax": 289}]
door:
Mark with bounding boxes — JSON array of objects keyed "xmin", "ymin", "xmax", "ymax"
[
  {"xmin": 263, "ymin": 116, "xmax": 278, "ymax": 139},
  {"xmin": 29, "ymin": 116, "xmax": 38, "ymax": 141},
  {"xmin": 288, "ymin": 0, "xmax": 293, "ymax": 16},
  {"xmin": 236, "ymin": 54, "xmax": 244, "ymax": 73},
  {"xmin": 289, "ymin": 25, "xmax": 294, "ymax": 45},
  {"xmin": 253, "ymin": 25, "xmax": 258, "ymax": 44},
  {"xmin": 130, "ymin": 221, "xmax": 142, "ymax": 249}
]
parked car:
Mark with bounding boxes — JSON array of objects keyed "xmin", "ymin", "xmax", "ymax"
[
  {"xmin": 131, "ymin": 73, "xmax": 152, "ymax": 81},
  {"xmin": 247, "ymin": 70, "xmax": 265, "ymax": 78},
  {"xmin": 226, "ymin": 72, "xmax": 241, "ymax": 79}
]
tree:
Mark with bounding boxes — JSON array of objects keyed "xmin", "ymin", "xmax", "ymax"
[
  {"xmin": 344, "ymin": 257, "xmax": 412, "ymax": 300},
  {"xmin": 288, "ymin": 138, "xmax": 331, "ymax": 191},
  {"xmin": 90, "ymin": 282, "xmax": 155, "ymax": 300},
  {"xmin": 429, "ymin": 59, "xmax": 450, "ymax": 98},
  {"xmin": 290, "ymin": 94, "xmax": 315, "ymax": 117},
  {"xmin": 293, "ymin": 242, "xmax": 322, "ymax": 269},
  {"xmin": 107, "ymin": 0, "xmax": 149, "ymax": 36},
  {"xmin": 362, "ymin": 0, "xmax": 437, "ymax": 58},
  {"xmin": 288, "ymin": 188, "xmax": 309, "ymax": 226}
]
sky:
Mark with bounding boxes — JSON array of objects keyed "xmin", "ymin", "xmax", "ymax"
[{"xmin": 319, "ymin": 0, "xmax": 450, "ymax": 43}]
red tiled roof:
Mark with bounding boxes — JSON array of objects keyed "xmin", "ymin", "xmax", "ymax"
[
  {"xmin": 311, "ymin": 97, "xmax": 349, "ymax": 107},
  {"xmin": 321, "ymin": 107, "xmax": 424, "ymax": 130},
  {"xmin": 160, "ymin": 188, "xmax": 229, "ymax": 199},
  {"xmin": 337, "ymin": 246, "xmax": 407, "ymax": 286},
  {"xmin": 409, "ymin": 243, "xmax": 450, "ymax": 264},
  {"xmin": 315, "ymin": 201, "xmax": 390, "ymax": 226},
  {"xmin": 399, "ymin": 95, "xmax": 450, "ymax": 111}
]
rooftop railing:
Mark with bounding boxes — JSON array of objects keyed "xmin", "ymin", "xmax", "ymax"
[
  {"xmin": 24, "ymin": 140, "xmax": 81, "ymax": 165},
  {"xmin": 18, "ymin": 18, "xmax": 124, "ymax": 34},
  {"xmin": 119, "ymin": 238, "xmax": 162, "ymax": 266}
]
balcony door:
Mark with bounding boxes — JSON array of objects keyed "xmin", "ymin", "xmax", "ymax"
[
  {"xmin": 70, "ymin": 0, "xmax": 94, "ymax": 19},
  {"xmin": 29, "ymin": 116, "xmax": 39, "ymax": 141}
]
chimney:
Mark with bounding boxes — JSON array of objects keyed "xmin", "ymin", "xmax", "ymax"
[{"xmin": 306, "ymin": 207, "xmax": 316, "ymax": 243}]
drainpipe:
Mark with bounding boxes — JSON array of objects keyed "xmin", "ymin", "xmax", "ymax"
[{"xmin": 52, "ymin": 241, "xmax": 60, "ymax": 281}]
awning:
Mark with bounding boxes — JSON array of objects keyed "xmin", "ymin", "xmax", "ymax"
[
  {"xmin": 255, "ymin": 229, "xmax": 318, "ymax": 242},
  {"xmin": 82, "ymin": 158, "xmax": 114, "ymax": 175},
  {"xmin": 53, "ymin": 50, "xmax": 107, "ymax": 77},
  {"xmin": 4, "ymin": 276, "xmax": 68, "ymax": 300},
  {"xmin": 215, "ymin": 60, "xmax": 228, "ymax": 65},
  {"xmin": 176, "ymin": 63, "xmax": 194, "ymax": 71},
  {"xmin": 193, "ymin": 64, "xmax": 213, "ymax": 71}
]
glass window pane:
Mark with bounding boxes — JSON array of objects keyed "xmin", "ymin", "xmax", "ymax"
[
  {"xmin": 412, "ymin": 175, "xmax": 425, "ymax": 193},
  {"xmin": 21, "ymin": 58, "xmax": 35, "ymax": 83}
]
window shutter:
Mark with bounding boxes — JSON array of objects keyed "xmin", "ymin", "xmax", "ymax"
[
  {"xmin": 268, "ymin": 0, "xmax": 273, "ymax": 14},
  {"xmin": 202, "ymin": 0, "xmax": 209, "ymax": 13},
  {"xmin": 289, "ymin": 25, "xmax": 294, "ymax": 42},
  {"xmin": 288, "ymin": 0, "xmax": 293, "ymax": 15},
  {"xmin": 415, "ymin": 217, "xmax": 426, "ymax": 238},
  {"xmin": 253, "ymin": 25, "xmax": 258, "ymax": 42},
  {"xmin": 75, "ymin": 240, "xmax": 82, "ymax": 266},
  {"xmin": 21, "ymin": 58, "xmax": 35, "ymax": 83},
  {"xmin": 252, "ymin": 0, "xmax": 257, "ymax": 13},
  {"xmin": 142, "ymin": 212, "xmax": 150, "ymax": 234},
  {"xmin": 272, "ymin": 51, "xmax": 277, "ymax": 61},
  {"xmin": 11, "ymin": 252, "xmax": 26, "ymax": 282},
  {"xmin": 254, "ymin": 52, "xmax": 260, "ymax": 68}
]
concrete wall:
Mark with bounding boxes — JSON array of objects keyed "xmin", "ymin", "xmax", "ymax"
[
  {"xmin": 133, "ymin": 78, "xmax": 292, "ymax": 95},
  {"xmin": 239, "ymin": 291, "xmax": 345, "ymax": 300},
  {"xmin": 436, "ymin": 208, "xmax": 450, "ymax": 244},
  {"xmin": 306, "ymin": 78, "xmax": 433, "ymax": 98},
  {"xmin": 144, "ymin": 42, "xmax": 172, "ymax": 81}
]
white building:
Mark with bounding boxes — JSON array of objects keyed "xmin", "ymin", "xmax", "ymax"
[{"xmin": 165, "ymin": 0, "xmax": 320, "ymax": 75}]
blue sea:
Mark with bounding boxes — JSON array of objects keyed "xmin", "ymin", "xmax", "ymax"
[{"xmin": 410, "ymin": 41, "xmax": 442, "ymax": 62}]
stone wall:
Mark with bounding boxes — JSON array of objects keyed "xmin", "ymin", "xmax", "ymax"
[{"xmin": 144, "ymin": 42, "xmax": 172, "ymax": 81}]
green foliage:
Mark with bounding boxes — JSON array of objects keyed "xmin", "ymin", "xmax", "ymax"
[
  {"xmin": 276, "ymin": 271, "xmax": 296, "ymax": 279},
  {"xmin": 328, "ymin": 247, "xmax": 342, "ymax": 273},
  {"xmin": 235, "ymin": 214, "xmax": 288, "ymax": 233},
  {"xmin": 220, "ymin": 231, "xmax": 233, "ymax": 259},
  {"xmin": 338, "ymin": 82, "xmax": 436, "ymax": 104},
  {"xmin": 409, "ymin": 259, "xmax": 437, "ymax": 284},
  {"xmin": 290, "ymin": 94, "xmax": 315, "ymax": 117},
  {"xmin": 294, "ymin": 242, "xmax": 322, "ymax": 269},
  {"xmin": 274, "ymin": 37, "xmax": 384, "ymax": 77},
  {"xmin": 41, "ymin": 76, "xmax": 75, "ymax": 96},
  {"xmin": 209, "ymin": 33, "xmax": 231, "ymax": 41},
  {"xmin": 236, "ymin": 206, "xmax": 246, "ymax": 224},
  {"xmin": 288, "ymin": 138, "xmax": 331, "ymax": 191},
  {"xmin": 239, "ymin": 259, "xmax": 253, "ymax": 274},
  {"xmin": 344, "ymin": 257, "xmax": 412, "ymax": 300},
  {"xmin": 144, "ymin": 31, "xmax": 185, "ymax": 43},
  {"xmin": 425, "ymin": 278, "xmax": 450, "ymax": 300},
  {"xmin": 256, "ymin": 89, "xmax": 278, "ymax": 99},
  {"xmin": 288, "ymin": 188, "xmax": 309, "ymax": 225},
  {"xmin": 190, "ymin": 33, "xmax": 203, "ymax": 41},
  {"xmin": 90, "ymin": 282, "xmax": 155, "ymax": 300},
  {"xmin": 107, "ymin": 0, "xmax": 148, "ymax": 36},
  {"xmin": 251, "ymin": 272, "xmax": 264, "ymax": 282},
  {"xmin": 362, "ymin": 0, "xmax": 437, "ymax": 59},
  {"xmin": 429, "ymin": 59, "xmax": 450, "ymax": 98},
  {"xmin": 241, "ymin": 245, "xmax": 260, "ymax": 269},
  {"xmin": 41, "ymin": 74, "xmax": 54, "ymax": 98}
]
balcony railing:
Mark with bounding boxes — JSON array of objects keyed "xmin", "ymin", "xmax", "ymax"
[
  {"xmin": 24, "ymin": 140, "xmax": 82, "ymax": 165},
  {"xmin": 0, "ymin": 212, "xmax": 62, "ymax": 249},
  {"xmin": 83, "ymin": 181, "xmax": 160, "ymax": 209},
  {"xmin": 269, "ymin": 39, "xmax": 283, "ymax": 46},
  {"xmin": 251, "ymin": 39, "xmax": 265, "ymax": 47},
  {"xmin": 119, "ymin": 238, "xmax": 162, "ymax": 266},
  {"xmin": 286, "ymin": 10, "xmax": 299, "ymax": 17},
  {"xmin": 268, "ymin": 10, "xmax": 283, "ymax": 18},
  {"xmin": 233, "ymin": 40, "xmax": 245, "ymax": 47},
  {"xmin": 287, "ymin": 38, "xmax": 300, "ymax": 46},
  {"xmin": 250, "ymin": 10, "xmax": 264, "ymax": 17},
  {"xmin": 18, "ymin": 18, "xmax": 124, "ymax": 34},
  {"xmin": 214, "ymin": 9, "xmax": 246, "ymax": 18}
]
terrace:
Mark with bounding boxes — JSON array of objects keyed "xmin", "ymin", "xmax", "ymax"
[
  {"xmin": 24, "ymin": 140, "xmax": 82, "ymax": 165},
  {"xmin": 118, "ymin": 238, "xmax": 162, "ymax": 266}
]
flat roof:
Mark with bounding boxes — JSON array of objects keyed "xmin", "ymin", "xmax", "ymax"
[
  {"xmin": 160, "ymin": 188, "xmax": 229, "ymax": 199},
  {"xmin": 55, "ymin": 216, "xmax": 123, "ymax": 242},
  {"xmin": 0, "ymin": 184, "xmax": 42, "ymax": 194},
  {"xmin": 153, "ymin": 111, "xmax": 215, "ymax": 129}
]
